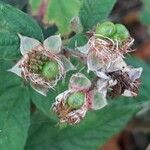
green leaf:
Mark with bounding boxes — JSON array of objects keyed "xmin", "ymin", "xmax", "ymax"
[
  {"xmin": 0, "ymin": 63, "xmax": 30, "ymax": 150},
  {"xmin": 29, "ymin": 0, "xmax": 41, "ymax": 14},
  {"xmin": 0, "ymin": 2, "xmax": 43, "ymax": 41},
  {"xmin": 30, "ymin": 89, "xmax": 53, "ymax": 118},
  {"xmin": 0, "ymin": 0, "xmax": 28, "ymax": 9},
  {"xmin": 25, "ymin": 99, "xmax": 140, "ymax": 150},
  {"xmin": 79, "ymin": 0, "xmax": 116, "ymax": 31},
  {"xmin": 29, "ymin": 0, "xmax": 82, "ymax": 34},
  {"xmin": 47, "ymin": 0, "xmax": 82, "ymax": 34},
  {"xmin": 0, "ymin": 2, "xmax": 44, "ymax": 59},
  {"xmin": 0, "ymin": 31, "xmax": 20, "ymax": 60},
  {"xmin": 140, "ymin": 0, "xmax": 150, "ymax": 25},
  {"xmin": 68, "ymin": 34, "xmax": 88, "ymax": 48}
]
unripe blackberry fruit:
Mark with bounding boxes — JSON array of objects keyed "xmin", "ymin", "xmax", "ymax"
[
  {"xmin": 67, "ymin": 92, "xmax": 85, "ymax": 109},
  {"xmin": 31, "ymin": 65, "xmax": 39, "ymax": 72},
  {"xmin": 42, "ymin": 60, "xmax": 59, "ymax": 80},
  {"xmin": 112, "ymin": 24, "xmax": 129, "ymax": 42},
  {"xmin": 41, "ymin": 55, "xmax": 48, "ymax": 61},
  {"xmin": 95, "ymin": 21, "xmax": 116, "ymax": 37}
]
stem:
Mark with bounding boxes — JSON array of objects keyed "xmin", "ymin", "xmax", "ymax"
[
  {"xmin": 62, "ymin": 46, "xmax": 86, "ymax": 60},
  {"xmin": 37, "ymin": 0, "xmax": 49, "ymax": 21}
]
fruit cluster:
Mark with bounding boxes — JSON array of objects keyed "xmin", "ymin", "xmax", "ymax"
[
  {"xmin": 9, "ymin": 22, "xmax": 142, "ymax": 125},
  {"xmin": 95, "ymin": 21, "xmax": 129, "ymax": 43}
]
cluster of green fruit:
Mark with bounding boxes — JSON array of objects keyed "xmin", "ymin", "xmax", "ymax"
[
  {"xmin": 95, "ymin": 21, "xmax": 130, "ymax": 43},
  {"xmin": 28, "ymin": 53, "xmax": 59, "ymax": 80}
]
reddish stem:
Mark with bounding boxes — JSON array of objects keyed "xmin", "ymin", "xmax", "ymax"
[{"xmin": 37, "ymin": 0, "xmax": 49, "ymax": 21}]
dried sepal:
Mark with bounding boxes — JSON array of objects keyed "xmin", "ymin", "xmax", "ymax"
[
  {"xmin": 105, "ymin": 57, "xmax": 127, "ymax": 72},
  {"xmin": 18, "ymin": 34, "xmax": 41, "ymax": 55},
  {"xmin": 30, "ymin": 83, "xmax": 48, "ymax": 96},
  {"xmin": 128, "ymin": 67, "xmax": 143, "ymax": 81},
  {"xmin": 95, "ymin": 71, "xmax": 110, "ymax": 79},
  {"xmin": 94, "ymin": 57, "xmax": 127, "ymax": 80},
  {"xmin": 76, "ymin": 43, "xmax": 89, "ymax": 55},
  {"xmin": 87, "ymin": 50, "xmax": 105, "ymax": 72},
  {"xmin": 107, "ymin": 67, "xmax": 142, "ymax": 98},
  {"xmin": 70, "ymin": 16, "xmax": 83, "ymax": 34},
  {"xmin": 89, "ymin": 90, "xmax": 107, "ymax": 110},
  {"xmin": 69, "ymin": 73, "xmax": 91, "ymax": 91},
  {"xmin": 8, "ymin": 61, "xmax": 22, "ymax": 77},
  {"xmin": 43, "ymin": 34, "xmax": 62, "ymax": 54},
  {"xmin": 59, "ymin": 55, "xmax": 76, "ymax": 72}
]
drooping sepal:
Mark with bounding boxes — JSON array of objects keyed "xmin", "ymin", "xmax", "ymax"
[
  {"xmin": 128, "ymin": 67, "xmax": 143, "ymax": 81},
  {"xmin": 30, "ymin": 83, "xmax": 48, "ymax": 96},
  {"xmin": 76, "ymin": 43, "xmax": 89, "ymax": 55},
  {"xmin": 8, "ymin": 61, "xmax": 22, "ymax": 77},
  {"xmin": 90, "ymin": 90, "xmax": 107, "ymax": 110},
  {"xmin": 59, "ymin": 55, "xmax": 76, "ymax": 72}
]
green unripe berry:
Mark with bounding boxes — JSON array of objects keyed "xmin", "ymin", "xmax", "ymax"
[
  {"xmin": 36, "ymin": 55, "xmax": 41, "ymax": 60},
  {"xmin": 38, "ymin": 65, "xmax": 42, "ymax": 70},
  {"xmin": 37, "ymin": 60, "xmax": 43, "ymax": 65},
  {"xmin": 111, "ymin": 34, "xmax": 122, "ymax": 44},
  {"xmin": 95, "ymin": 21, "xmax": 116, "ymax": 37},
  {"xmin": 30, "ymin": 54, "xmax": 36, "ymax": 59},
  {"xmin": 112, "ymin": 24, "xmax": 129, "ymax": 42},
  {"xmin": 67, "ymin": 92, "xmax": 85, "ymax": 109},
  {"xmin": 32, "ymin": 65, "xmax": 39, "ymax": 71},
  {"xmin": 30, "ymin": 58, "xmax": 36, "ymax": 63},
  {"xmin": 42, "ymin": 60, "xmax": 59, "ymax": 80},
  {"xmin": 41, "ymin": 55, "xmax": 48, "ymax": 61}
]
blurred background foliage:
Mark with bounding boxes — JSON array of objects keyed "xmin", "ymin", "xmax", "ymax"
[{"xmin": 0, "ymin": 0, "xmax": 150, "ymax": 150}]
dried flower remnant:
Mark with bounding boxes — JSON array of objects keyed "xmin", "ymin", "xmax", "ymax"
[
  {"xmin": 52, "ymin": 73, "xmax": 107, "ymax": 125},
  {"xmin": 9, "ymin": 34, "xmax": 75, "ymax": 96},
  {"xmin": 107, "ymin": 67, "xmax": 143, "ymax": 98},
  {"xmin": 70, "ymin": 16, "xmax": 83, "ymax": 34},
  {"xmin": 77, "ymin": 21, "xmax": 134, "ymax": 75}
]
